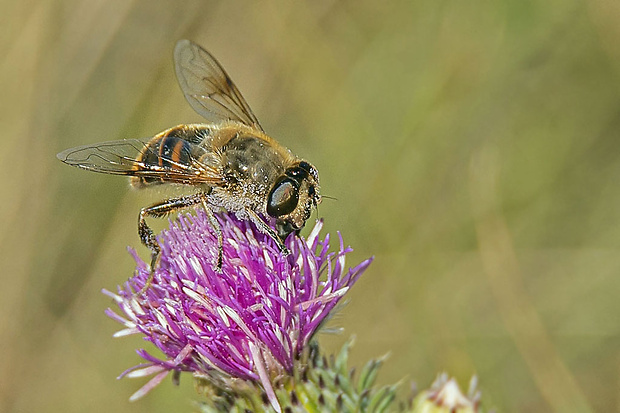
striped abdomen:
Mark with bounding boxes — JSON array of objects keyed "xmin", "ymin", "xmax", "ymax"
[{"xmin": 131, "ymin": 125, "xmax": 206, "ymax": 188}]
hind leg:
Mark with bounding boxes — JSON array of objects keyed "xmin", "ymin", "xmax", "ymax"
[{"xmin": 137, "ymin": 194, "xmax": 203, "ymax": 293}]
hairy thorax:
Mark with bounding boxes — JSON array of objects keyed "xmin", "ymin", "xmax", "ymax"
[{"xmin": 199, "ymin": 124, "xmax": 297, "ymax": 217}]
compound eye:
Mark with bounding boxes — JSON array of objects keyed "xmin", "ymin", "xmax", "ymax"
[{"xmin": 267, "ymin": 177, "xmax": 299, "ymax": 217}]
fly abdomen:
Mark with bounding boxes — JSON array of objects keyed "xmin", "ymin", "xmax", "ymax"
[
  {"xmin": 132, "ymin": 129, "xmax": 195, "ymax": 187},
  {"xmin": 157, "ymin": 135, "xmax": 193, "ymax": 168}
]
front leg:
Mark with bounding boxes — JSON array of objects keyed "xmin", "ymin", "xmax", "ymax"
[{"xmin": 245, "ymin": 208, "xmax": 290, "ymax": 256}]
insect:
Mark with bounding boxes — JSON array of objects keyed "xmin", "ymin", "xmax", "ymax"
[{"xmin": 57, "ymin": 39, "xmax": 321, "ymax": 274}]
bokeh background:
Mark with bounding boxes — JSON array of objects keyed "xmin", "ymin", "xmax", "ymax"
[{"xmin": 2, "ymin": 0, "xmax": 620, "ymax": 411}]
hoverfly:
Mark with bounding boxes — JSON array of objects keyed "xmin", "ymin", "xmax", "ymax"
[{"xmin": 57, "ymin": 40, "xmax": 321, "ymax": 274}]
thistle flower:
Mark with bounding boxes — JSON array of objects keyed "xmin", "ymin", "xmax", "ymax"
[
  {"xmin": 103, "ymin": 211, "xmax": 372, "ymax": 412},
  {"xmin": 409, "ymin": 374, "xmax": 481, "ymax": 413}
]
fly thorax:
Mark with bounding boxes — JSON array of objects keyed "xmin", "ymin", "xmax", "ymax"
[{"xmin": 223, "ymin": 135, "xmax": 285, "ymax": 187}]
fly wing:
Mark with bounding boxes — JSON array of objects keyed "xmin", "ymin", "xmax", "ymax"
[
  {"xmin": 174, "ymin": 39, "xmax": 264, "ymax": 132},
  {"xmin": 56, "ymin": 138, "xmax": 224, "ymax": 186}
]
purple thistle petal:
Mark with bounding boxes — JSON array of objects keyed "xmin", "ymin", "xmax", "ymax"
[
  {"xmin": 124, "ymin": 364, "xmax": 167, "ymax": 379},
  {"xmin": 106, "ymin": 211, "xmax": 371, "ymax": 406},
  {"xmin": 129, "ymin": 370, "xmax": 170, "ymax": 402},
  {"xmin": 249, "ymin": 341, "xmax": 281, "ymax": 413}
]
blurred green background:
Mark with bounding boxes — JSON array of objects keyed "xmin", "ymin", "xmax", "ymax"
[{"xmin": 2, "ymin": 0, "xmax": 620, "ymax": 411}]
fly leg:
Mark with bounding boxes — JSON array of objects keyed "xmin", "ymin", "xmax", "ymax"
[
  {"xmin": 245, "ymin": 208, "xmax": 290, "ymax": 256},
  {"xmin": 200, "ymin": 196, "xmax": 223, "ymax": 273},
  {"xmin": 137, "ymin": 194, "xmax": 203, "ymax": 294}
]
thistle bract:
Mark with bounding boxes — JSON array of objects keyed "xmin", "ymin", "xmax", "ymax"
[{"xmin": 104, "ymin": 211, "xmax": 371, "ymax": 409}]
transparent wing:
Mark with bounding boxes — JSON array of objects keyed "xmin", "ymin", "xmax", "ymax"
[
  {"xmin": 174, "ymin": 39, "xmax": 264, "ymax": 131},
  {"xmin": 56, "ymin": 139, "xmax": 223, "ymax": 185}
]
